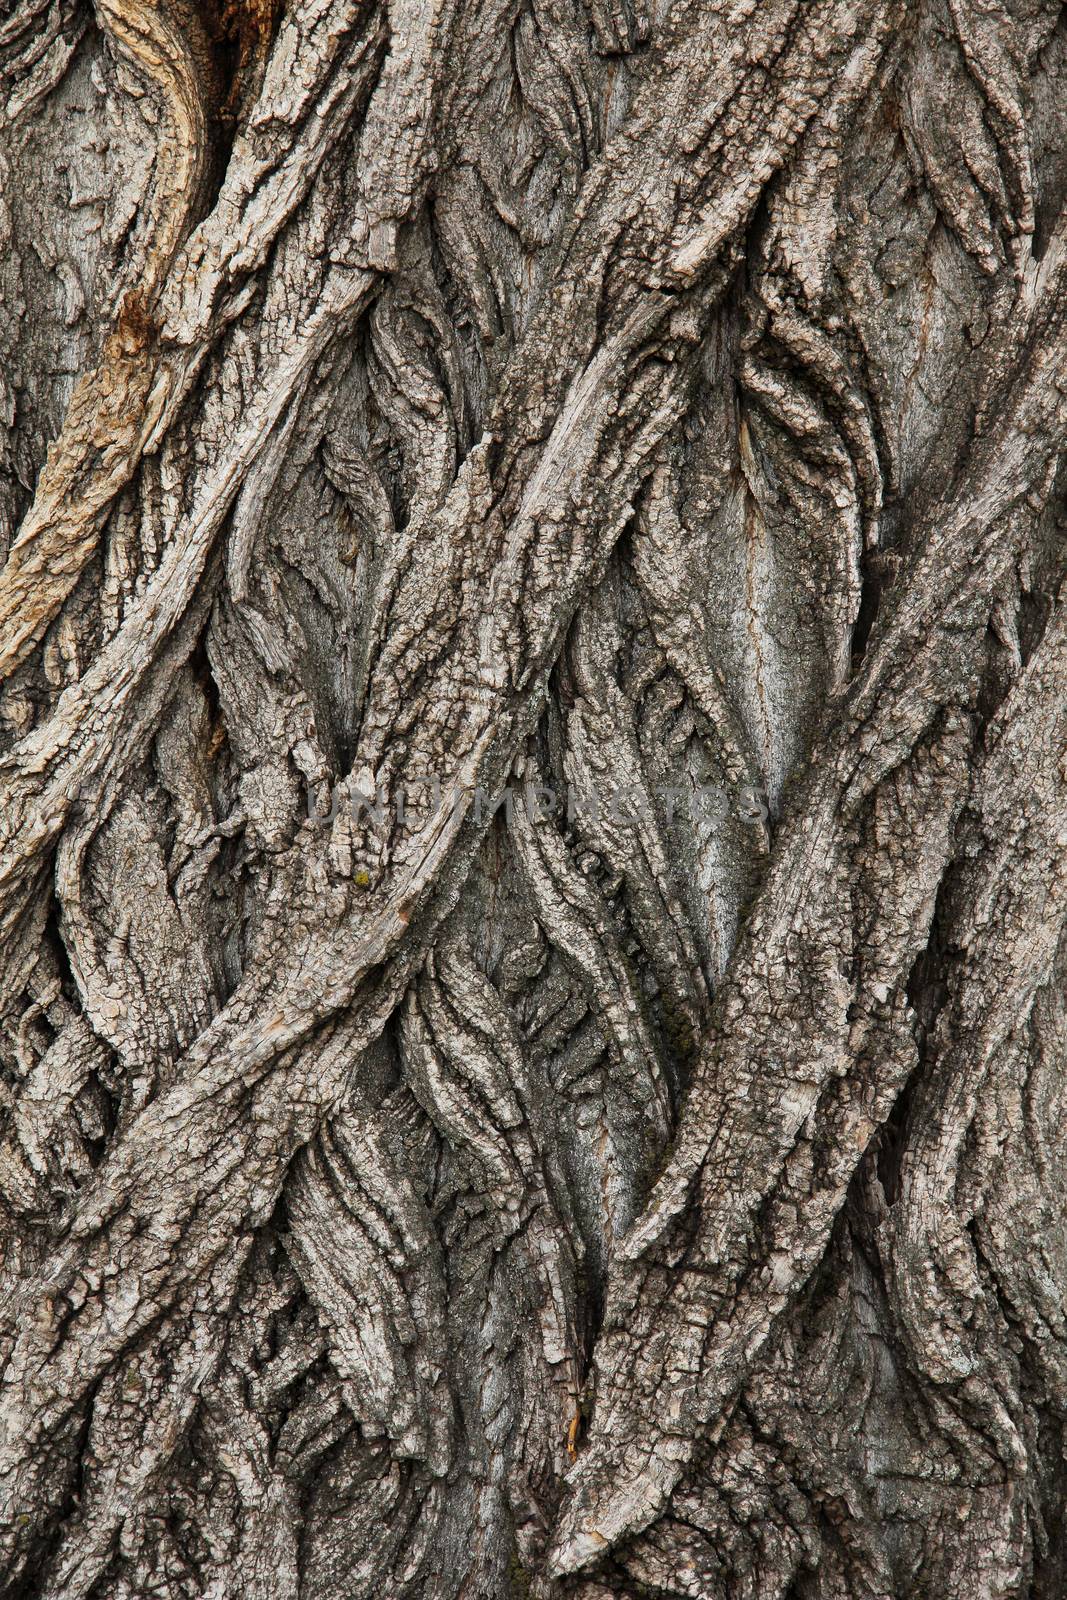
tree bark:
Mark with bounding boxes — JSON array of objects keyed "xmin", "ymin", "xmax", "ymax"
[{"xmin": 1, "ymin": 0, "xmax": 1066, "ymax": 1595}]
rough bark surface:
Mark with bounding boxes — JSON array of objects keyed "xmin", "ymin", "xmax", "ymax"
[{"xmin": 1, "ymin": 0, "xmax": 1066, "ymax": 1595}]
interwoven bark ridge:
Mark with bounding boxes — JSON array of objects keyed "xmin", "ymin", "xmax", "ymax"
[{"xmin": 0, "ymin": 0, "xmax": 1066, "ymax": 1595}]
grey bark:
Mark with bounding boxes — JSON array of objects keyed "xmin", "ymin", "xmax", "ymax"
[{"xmin": 0, "ymin": 0, "xmax": 1065, "ymax": 1595}]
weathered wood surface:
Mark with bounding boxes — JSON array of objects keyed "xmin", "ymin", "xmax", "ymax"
[{"xmin": 0, "ymin": 0, "xmax": 1065, "ymax": 1594}]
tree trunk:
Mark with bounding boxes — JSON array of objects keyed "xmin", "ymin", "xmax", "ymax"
[{"xmin": 1, "ymin": 0, "xmax": 1066, "ymax": 1595}]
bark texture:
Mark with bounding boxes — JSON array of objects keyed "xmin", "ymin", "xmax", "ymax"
[{"xmin": 1, "ymin": 0, "xmax": 1066, "ymax": 1595}]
